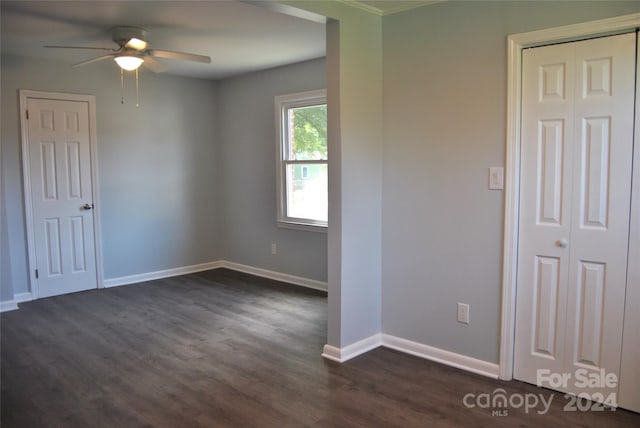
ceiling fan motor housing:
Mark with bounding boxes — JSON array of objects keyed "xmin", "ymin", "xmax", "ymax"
[{"xmin": 112, "ymin": 26, "xmax": 148, "ymax": 48}]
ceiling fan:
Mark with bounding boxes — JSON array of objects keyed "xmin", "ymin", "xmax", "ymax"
[{"xmin": 45, "ymin": 26, "xmax": 211, "ymax": 73}]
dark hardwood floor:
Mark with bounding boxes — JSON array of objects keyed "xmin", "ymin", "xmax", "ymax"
[{"xmin": 1, "ymin": 268, "xmax": 638, "ymax": 427}]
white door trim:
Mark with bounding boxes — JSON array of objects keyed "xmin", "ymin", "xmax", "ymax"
[
  {"xmin": 19, "ymin": 90, "xmax": 104, "ymax": 299},
  {"xmin": 500, "ymin": 13, "xmax": 640, "ymax": 381},
  {"xmin": 619, "ymin": 38, "xmax": 640, "ymax": 413}
]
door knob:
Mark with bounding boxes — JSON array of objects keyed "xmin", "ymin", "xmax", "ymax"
[
  {"xmin": 82, "ymin": 203, "xmax": 94, "ymax": 210},
  {"xmin": 557, "ymin": 238, "xmax": 568, "ymax": 248}
]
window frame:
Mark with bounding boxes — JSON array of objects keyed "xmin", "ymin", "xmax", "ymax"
[{"xmin": 275, "ymin": 89, "xmax": 327, "ymax": 232}]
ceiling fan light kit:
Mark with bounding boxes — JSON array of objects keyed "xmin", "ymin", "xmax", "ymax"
[
  {"xmin": 44, "ymin": 26, "xmax": 211, "ymax": 107},
  {"xmin": 114, "ymin": 55, "xmax": 144, "ymax": 71}
]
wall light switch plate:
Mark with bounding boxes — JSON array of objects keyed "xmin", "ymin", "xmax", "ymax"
[
  {"xmin": 489, "ymin": 167, "xmax": 504, "ymax": 190},
  {"xmin": 457, "ymin": 302, "xmax": 470, "ymax": 324}
]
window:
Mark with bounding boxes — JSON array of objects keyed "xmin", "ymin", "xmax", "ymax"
[{"xmin": 275, "ymin": 90, "xmax": 327, "ymax": 231}]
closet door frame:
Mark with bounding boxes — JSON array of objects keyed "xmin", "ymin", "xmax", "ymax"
[
  {"xmin": 500, "ymin": 13, "xmax": 640, "ymax": 381},
  {"xmin": 618, "ymin": 36, "xmax": 640, "ymax": 414}
]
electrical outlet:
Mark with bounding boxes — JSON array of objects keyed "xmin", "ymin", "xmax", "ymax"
[
  {"xmin": 457, "ymin": 303, "xmax": 470, "ymax": 324},
  {"xmin": 271, "ymin": 243, "xmax": 277, "ymax": 255}
]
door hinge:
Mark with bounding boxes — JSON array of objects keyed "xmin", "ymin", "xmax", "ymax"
[
  {"xmin": 35, "ymin": 269, "xmax": 39, "ymax": 279},
  {"xmin": 26, "ymin": 109, "xmax": 29, "ymax": 120}
]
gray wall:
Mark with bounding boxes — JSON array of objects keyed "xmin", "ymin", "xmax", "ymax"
[
  {"xmin": 326, "ymin": 9, "xmax": 384, "ymax": 347},
  {"xmin": 1, "ymin": 53, "xmax": 328, "ymax": 302},
  {"xmin": 1, "ymin": 54, "xmax": 220, "ymax": 294},
  {"xmin": 1, "ymin": 125, "xmax": 13, "ymax": 302},
  {"xmin": 6, "ymin": 0, "xmax": 633, "ymax": 370},
  {"xmin": 287, "ymin": 2, "xmax": 384, "ymax": 348},
  {"xmin": 218, "ymin": 58, "xmax": 328, "ymax": 282},
  {"xmin": 381, "ymin": 1, "xmax": 640, "ymax": 363}
]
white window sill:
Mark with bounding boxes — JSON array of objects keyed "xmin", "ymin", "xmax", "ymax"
[{"xmin": 277, "ymin": 220, "xmax": 328, "ymax": 233}]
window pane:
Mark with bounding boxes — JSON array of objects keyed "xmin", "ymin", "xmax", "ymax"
[
  {"xmin": 287, "ymin": 105, "xmax": 327, "ymax": 160},
  {"xmin": 286, "ymin": 163, "xmax": 328, "ymax": 222}
]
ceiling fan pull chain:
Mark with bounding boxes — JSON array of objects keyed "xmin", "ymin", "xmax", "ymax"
[
  {"xmin": 136, "ymin": 68, "xmax": 140, "ymax": 108},
  {"xmin": 120, "ymin": 68, "xmax": 125, "ymax": 104}
]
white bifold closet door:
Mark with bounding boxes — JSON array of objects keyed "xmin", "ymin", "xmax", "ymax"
[{"xmin": 514, "ymin": 32, "xmax": 636, "ymax": 405}]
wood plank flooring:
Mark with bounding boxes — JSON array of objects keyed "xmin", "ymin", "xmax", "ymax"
[{"xmin": 1, "ymin": 268, "xmax": 638, "ymax": 427}]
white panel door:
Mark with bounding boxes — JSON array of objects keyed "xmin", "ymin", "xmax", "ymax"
[
  {"xmin": 27, "ymin": 98, "xmax": 97, "ymax": 298},
  {"xmin": 515, "ymin": 33, "xmax": 635, "ymax": 403}
]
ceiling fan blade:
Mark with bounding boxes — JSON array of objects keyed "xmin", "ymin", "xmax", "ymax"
[
  {"xmin": 142, "ymin": 56, "xmax": 168, "ymax": 73},
  {"xmin": 149, "ymin": 49, "xmax": 211, "ymax": 64},
  {"xmin": 73, "ymin": 54, "xmax": 115, "ymax": 67},
  {"xmin": 45, "ymin": 45, "xmax": 118, "ymax": 51}
]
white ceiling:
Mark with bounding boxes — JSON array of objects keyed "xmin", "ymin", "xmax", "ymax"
[{"xmin": 0, "ymin": 1, "xmax": 327, "ymax": 80}]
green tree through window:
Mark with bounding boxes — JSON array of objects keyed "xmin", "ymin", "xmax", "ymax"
[{"xmin": 292, "ymin": 105, "xmax": 327, "ymax": 159}]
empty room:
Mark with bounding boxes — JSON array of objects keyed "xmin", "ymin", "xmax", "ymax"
[{"xmin": 1, "ymin": 1, "xmax": 639, "ymax": 426}]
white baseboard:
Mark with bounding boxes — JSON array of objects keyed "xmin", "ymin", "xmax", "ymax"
[
  {"xmin": 103, "ymin": 261, "xmax": 223, "ymax": 288},
  {"xmin": 320, "ymin": 333, "xmax": 499, "ymax": 379},
  {"xmin": 381, "ymin": 334, "xmax": 500, "ymax": 379},
  {"xmin": 219, "ymin": 260, "xmax": 328, "ymax": 292},
  {"xmin": 3, "ymin": 260, "xmax": 325, "ymax": 312},
  {"xmin": 14, "ymin": 292, "xmax": 33, "ymax": 303},
  {"xmin": 102, "ymin": 260, "xmax": 327, "ymax": 292},
  {"xmin": 0, "ymin": 300, "xmax": 19, "ymax": 313},
  {"xmin": 322, "ymin": 333, "xmax": 382, "ymax": 363}
]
